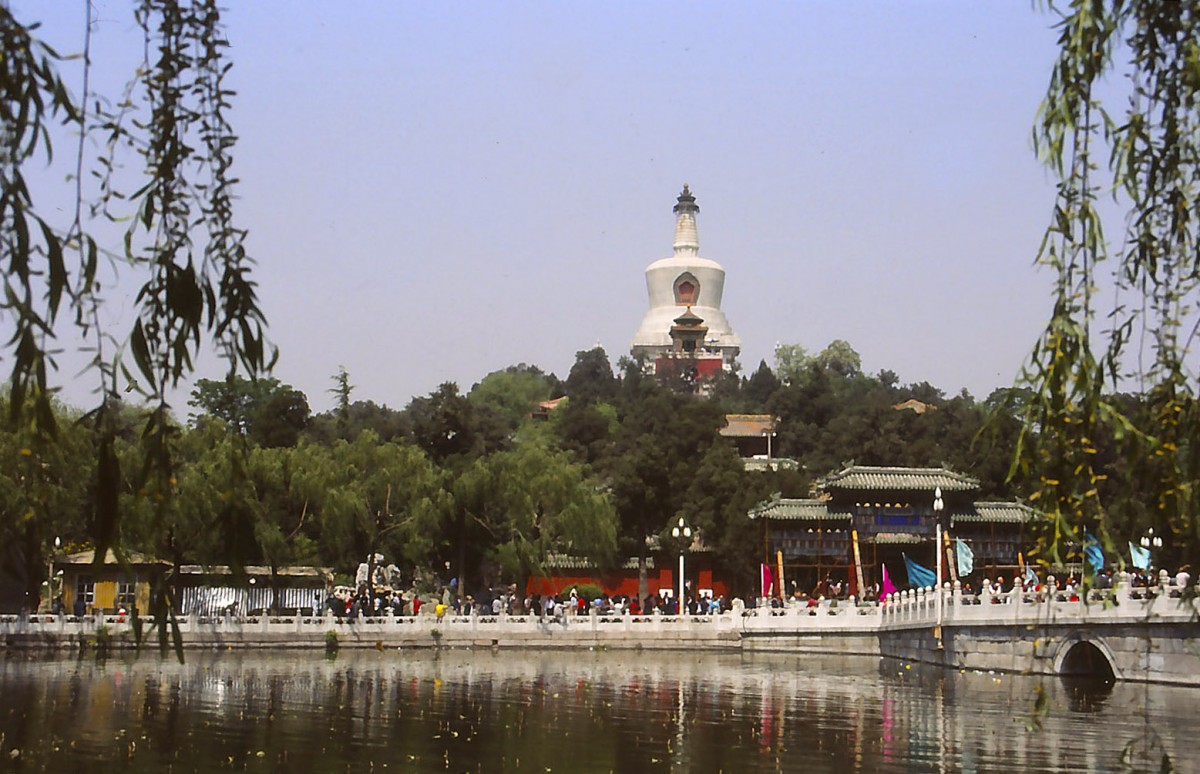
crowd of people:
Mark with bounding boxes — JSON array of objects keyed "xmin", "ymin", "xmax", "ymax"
[
  {"xmin": 959, "ymin": 565, "xmax": 1193, "ymax": 604},
  {"xmin": 323, "ymin": 583, "xmax": 736, "ymax": 621},
  {"xmin": 321, "ymin": 563, "xmax": 1196, "ymax": 621}
]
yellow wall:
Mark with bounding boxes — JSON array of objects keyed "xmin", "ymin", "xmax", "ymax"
[{"xmin": 61, "ymin": 568, "xmax": 154, "ymax": 614}]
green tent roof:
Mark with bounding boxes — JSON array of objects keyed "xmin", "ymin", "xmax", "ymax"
[
  {"xmin": 819, "ymin": 465, "xmax": 979, "ymax": 493},
  {"xmin": 954, "ymin": 502, "xmax": 1037, "ymax": 524},
  {"xmin": 749, "ymin": 498, "xmax": 850, "ymax": 521}
]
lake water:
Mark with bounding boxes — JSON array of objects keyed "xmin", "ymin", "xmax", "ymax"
[{"xmin": 0, "ymin": 649, "xmax": 1193, "ymax": 772}]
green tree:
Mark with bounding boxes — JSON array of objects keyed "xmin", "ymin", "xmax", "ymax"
[
  {"xmin": 551, "ymin": 399, "xmax": 617, "ymax": 466},
  {"xmin": 468, "ymin": 364, "xmax": 556, "ymax": 432},
  {"xmin": 128, "ymin": 418, "xmax": 233, "ymax": 567},
  {"xmin": 813, "ymin": 340, "xmax": 862, "ymax": 379},
  {"xmin": 605, "ymin": 387, "xmax": 727, "ymax": 599},
  {"xmin": 742, "ymin": 360, "xmax": 782, "ymax": 410},
  {"xmin": 329, "ymin": 367, "xmax": 354, "ymax": 433},
  {"xmin": 188, "ymin": 376, "xmax": 292, "ymax": 434},
  {"xmin": 304, "ymin": 400, "xmax": 409, "ymax": 446},
  {"xmin": 1017, "ymin": 0, "xmax": 1200, "ymax": 571},
  {"xmin": 773, "ymin": 344, "xmax": 810, "ymax": 386},
  {"xmin": 2, "ymin": 3, "xmax": 273, "ymax": 582},
  {"xmin": 248, "ymin": 389, "xmax": 310, "ymax": 449},
  {"xmin": 773, "ymin": 340, "xmax": 862, "ymax": 389},
  {"xmin": 450, "ymin": 442, "xmax": 617, "ymax": 592},
  {"xmin": 565, "ymin": 347, "xmax": 618, "ymax": 405},
  {"xmin": 406, "ymin": 382, "xmax": 509, "ymax": 468},
  {"xmin": 313, "ymin": 433, "xmax": 447, "ymax": 574},
  {"xmin": 0, "ymin": 398, "xmax": 96, "ymax": 609}
]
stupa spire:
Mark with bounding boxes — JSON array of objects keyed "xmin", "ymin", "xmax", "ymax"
[{"xmin": 672, "ymin": 184, "xmax": 700, "ymax": 255}]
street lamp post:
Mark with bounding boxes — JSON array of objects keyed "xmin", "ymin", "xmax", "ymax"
[
  {"xmin": 933, "ymin": 488, "xmax": 944, "ymax": 631},
  {"xmin": 45, "ymin": 536, "xmax": 61, "ymax": 613},
  {"xmin": 1140, "ymin": 528, "xmax": 1163, "ymax": 570},
  {"xmin": 671, "ymin": 516, "xmax": 693, "ymax": 614}
]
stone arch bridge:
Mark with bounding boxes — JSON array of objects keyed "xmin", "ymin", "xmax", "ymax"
[{"xmin": 864, "ymin": 583, "xmax": 1200, "ymax": 685}]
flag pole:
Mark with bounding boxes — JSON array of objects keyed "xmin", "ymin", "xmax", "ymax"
[
  {"xmin": 945, "ymin": 531, "xmax": 959, "ymax": 585},
  {"xmin": 851, "ymin": 529, "xmax": 865, "ymax": 598},
  {"xmin": 936, "ymin": 522, "xmax": 943, "ymax": 628},
  {"xmin": 777, "ymin": 550, "xmax": 785, "ymax": 603},
  {"xmin": 933, "ymin": 487, "xmax": 945, "ymax": 644}
]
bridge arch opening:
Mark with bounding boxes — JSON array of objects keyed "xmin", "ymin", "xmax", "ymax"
[{"xmin": 1059, "ymin": 640, "xmax": 1116, "ymax": 684}]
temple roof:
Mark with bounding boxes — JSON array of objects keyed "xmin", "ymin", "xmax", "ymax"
[
  {"xmin": 719, "ymin": 414, "xmax": 778, "ymax": 438},
  {"xmin": 749, "ymin": 499, "xmax": 848, "ymax": 521},
  {"xmin": 954, "ymin": 502, "xmax": 1037, "ymax": 524},
  {"xmin": 56, "ymin": 549, "xmax": 168, "ymax": 567},
  {"xmin": 672, "ymin": 307, "xmax": 706, "ymax": 327},
  {"xmin": 818, "ymin": 465, "xmax": 979, "ymax": 493},
  {"xmin": 747, "ymin": 496, "xmax": 1035, "ymax": 525}
]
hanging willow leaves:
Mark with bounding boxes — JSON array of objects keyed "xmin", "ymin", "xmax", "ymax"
[
  {"xmin": 1015, "ymin": 1, "xmax": 1200, "ymax": 574},
  {"xmin": 2, "ymin": 1, "xmax": 274, "ymax": 650}
]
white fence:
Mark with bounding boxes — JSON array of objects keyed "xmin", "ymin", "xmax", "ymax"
[{"xmin": 4, "ymin": 576, "xmax": 1196, "ymax": 643}]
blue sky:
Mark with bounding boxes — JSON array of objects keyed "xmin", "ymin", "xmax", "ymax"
[{"xmin": 13, "ymin": 2, "xmax": 1066, "ymax": 413}]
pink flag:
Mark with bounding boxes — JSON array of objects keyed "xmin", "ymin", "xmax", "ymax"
[
  {"xmin": 761, "ymin": 563, "xmax": 773, "ymax": 598},
  {"xmin": 881, "ymin": 564, "xmax": 897, "ymax": 601}
]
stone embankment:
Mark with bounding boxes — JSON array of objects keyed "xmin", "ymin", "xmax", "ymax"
[{"xmin": 5, "ymin": 577, "xmax": 1198, "ymax": 685}]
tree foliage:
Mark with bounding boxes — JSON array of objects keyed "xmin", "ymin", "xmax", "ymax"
[
  {"xmin": 2, "ymin": 3, "xmax": 273, "ymax": 594},
  {"xmin": 1, "ymin": 337, "xmax": 1042, "ymax": 607},
  {"xmin": 565, "ymin": 347, "xmax": 618, "ymax": 405},
  {"xmin": 467, "ymin": 364, "xmax": 558, "ymax": 432},
  {"xmin": 406, "ymin": 382, "xmax": 510, "ymax": 468},
  {"xmin": 1014, "ymin": 0, "xmax": 1200, "ymax": 573},
  {"xmin": 451, "ymin": 443, "xmax": 617, "ymax": 588}
]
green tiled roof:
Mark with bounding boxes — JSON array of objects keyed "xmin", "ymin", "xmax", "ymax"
[
  {"xmin": 954, "ymin": 502, "xmax": 1038, "ymax": 524},
  {"xmin": 749, "ymin": 499, "xmax": 850, "ymax": 521},
  {"xmin": 749, "ymin": 496, "xmax": 1031, "ymax": 526},
  {"xmin": 819, "ymin": 465, "xmax": 978, "ymax": 493}
]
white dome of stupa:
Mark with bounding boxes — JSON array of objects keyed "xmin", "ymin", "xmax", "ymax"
[{"xmin": 631, "ymin": 186, "xmax": 741, "ymax": 363}]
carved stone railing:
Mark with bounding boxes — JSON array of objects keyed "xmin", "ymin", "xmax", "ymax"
[
  {"xmin": 3, "ymin": 573, "xmax": 1196, "ymax": 645},
  {"xmin": 877, "ymin": 572, "xmax": 1200, "ymax": 629}
]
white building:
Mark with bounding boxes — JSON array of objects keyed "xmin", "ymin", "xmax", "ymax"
[{"xmin": 631, "ymin": 186, "xmax": 741, "ymax": 378}]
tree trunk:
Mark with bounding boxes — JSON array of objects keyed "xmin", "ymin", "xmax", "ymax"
[
  {"xmin": 270, "ymin": 563, "xmax": 280, "ymax": 614},
  {"xmin": 638, "ymin": 554, "xmax": 648, "ymax": 606},
  {"xmin": 456, "ymin": 534, "xmax": 467, "ymax": 602}
]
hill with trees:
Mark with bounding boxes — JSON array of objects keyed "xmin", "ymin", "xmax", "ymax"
[{"xmin": 2, "ymin": 340, "xmax": 1044, "ymax": 607}]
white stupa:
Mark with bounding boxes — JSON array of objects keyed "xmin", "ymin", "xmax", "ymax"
[{"xmin": 631, "ymin": 186, "xmax": 741, "ymax": 370}]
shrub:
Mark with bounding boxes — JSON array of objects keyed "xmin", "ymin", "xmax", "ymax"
[{"xmin": 570, "ymin": 584, "xmax": 604, "ymax": 603}]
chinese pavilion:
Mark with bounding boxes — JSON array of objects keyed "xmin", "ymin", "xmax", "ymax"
[{"xmin": 749, "ymin": 465, "xmax": 1034, "ymax": 597}]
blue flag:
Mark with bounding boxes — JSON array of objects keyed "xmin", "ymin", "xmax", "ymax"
[
  {"xmin": 955, "ymin": 539, "xmax": 974, "ymax": 577},
  {"xmin": 1129, "ymin": 541, "xmax": 1151, "ymax": 571},
  {"xmin": 1083, "ymin": 531, "xmax": 1105, "ymax": 572},
  {"xmin": 1025, "ymin": 564, "xmax": 1038, "ymax": 586},
  {"xmin": 903, "ymin": 553, "xmax": 937, "ymax": 589}
]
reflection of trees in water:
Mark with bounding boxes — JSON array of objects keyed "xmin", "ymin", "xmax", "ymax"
[{"xmin": 0, "ymin": 653, "xmax": 1195, "ymax": 771}]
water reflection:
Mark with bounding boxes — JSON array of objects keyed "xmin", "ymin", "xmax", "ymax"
[
  {"xmin": 0, "ymin": 650, "xmax": 1194, "ymax": 772},
  {"xmin": 1061, "ymin": 675, "xmax": 1115, "ymax": 714}
]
